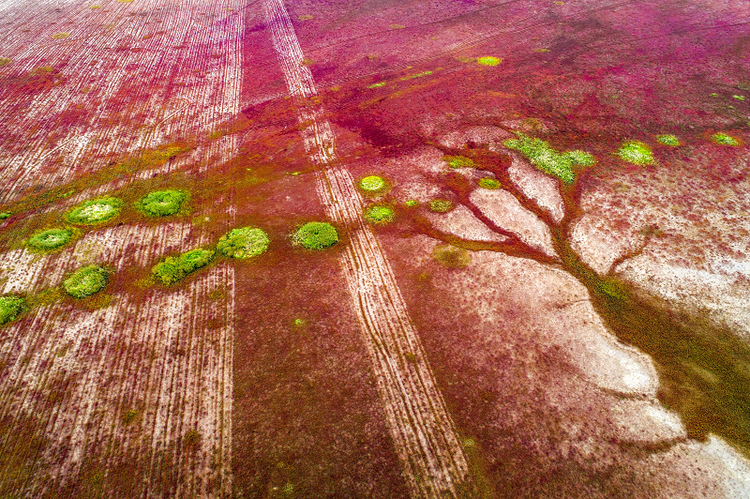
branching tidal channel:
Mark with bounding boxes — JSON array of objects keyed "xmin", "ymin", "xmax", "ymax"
[{"xmin": 412, "ymin": 142, "xmax": 750, "ymax": 457}]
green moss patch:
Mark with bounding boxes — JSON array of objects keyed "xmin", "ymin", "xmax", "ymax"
[
  {"xmin": 152, "ymin": 249, "xmax": 214, "ymax": 285},
  {"xmin": 478, "ymin": 178, "xmax": 501, "ymax": 189},
  {"xmin": 504, "ymin": 133, "xmax": 593, "ymax": 183},
  {"xmin": 433, "ymin": 245, "xmax": 470, "ymax": 269},
  {"xmin": 0, "ymin": 212, "xmax": 11, "ymax": 221},
  {"xmin": 712, "ymin": 133, "xmax": 740, "ymax": 146},
  {"xmin": 404, "ymin": 200, "xmax": 418, "ymax": 207},
  {"xmin": 294, "ymin": 222, "xmax": 338, "ymax": 250},
  {"xmin": 429, "ymin": 199, "xmax": 454, "ymax": 213},
  {"xmin": 477, "ymin": 56, "xmax": 502, "ymax": 66},
  {"xmin": 359, "ymin": 175, "xmax": 387, "ymax": 192},
  {"xmin": 26, "ymin": 228, "xmax": 73, "ymax": 251},
  {"xmin": 63, "ymin": 265, "xmax": 108, "ymax": 299},
  {"xmin": 0, "ymin": 296, "xmax": 26, "ymax": 325},
  {"xmin": 137, "ymin": 190, "xmax": 187, "ymax": 217},
  {"xmin": 364, "ymin": 205, "xmax": 396, "ymax": 225},
  {"xmin": 217, "ymin": 227, "xmax": 270, "ymax": 258},
  {"xmin": 442, "ymin": 155, "xmax": 475, "ymax": 168},
  {"xmin": 616, "ymin": 141, "xmax": 654, "ymax": 165},
  {"xmin": 65, "ymin": 197, "xmax": 122, "ymax": 225},
  {"xmin": 656, "ymin": 134, "xmax": 680, "ymax": 146}
]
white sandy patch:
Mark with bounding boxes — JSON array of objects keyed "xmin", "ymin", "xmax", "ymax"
[{"xmin": 470, "ymin": 188, "xmax": 558, "ymax": 257}]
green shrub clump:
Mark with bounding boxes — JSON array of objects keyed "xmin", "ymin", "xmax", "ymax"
[
  {"xmin": 152, "ymin": 248, "xmax": 214, "ymax": 285},
  {"xmin": 364, "ymin": 205, "xmax": 396, "ymax": 225},
  {"xmin": 0, "ymin": 212, "xmax": 10, "ymax": 221},
  {"xmin": 63, "ymin": 265, "xmax": 108, "ymax": 298},
  {"xmin": 137, "ymin": 190, "xmax": 187, "ymax": 217},
  {"xmin": 65, "ymin": 197, "xmax": 122, "ymax": 225},
  {"xmin": 711, "ymin": 133, "xmax": 739, "ymax": 146},
  {"xmin": 358, "ymin": 176, "xmax": 387, "ymax": 192},
  {"xmin": 0, "ymin": 296, "xmax": 26, "ymax": 325},
  {"xmin": 656, "ymin": 134, "xmax": 680, "ymax": 146},
  {"xmin": 429, "ymin": 199, "xmax": 454, "ymax": 213},
  {"xmin": 504, "ymin": 133, "xmax": 593, "ymax": 183},
  {"xmin": 294, "ymin": 222, "xmax": 338, "ymax": 250},
  {"xmin": 477, "ymin": 56, "xmax": 502, "ymax": 66},
  {"xmin": 217, "ymin": 227, "xmax": 270, "ymax": 258},
  {"xmin": 478, "ymin": 178, "xmax": 501, "ymax": 189},
  {"xmin": 442, "ymin": 155, "xmax": 475, "ymax": 169},
  {"xmin": 26, "ymin": 228, "xmax": 73, "ymax": 251},
  {"xmin": 616, "ymin": 141, "xmax": 654, "ymax": 165}
]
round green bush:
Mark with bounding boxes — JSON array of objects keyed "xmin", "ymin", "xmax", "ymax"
[
  {"xmin": 364, "ymin": 205, "xmax": 396, "ymax": 225},
  {"xmin": 616, "ymin": 141, "xmax": 654, "ymax": 165},
  {"xmin": 0, "ymin": 296, "xmax": 25, "ymax": 325},
  {"xmin": 63, "ymin": 265, "xmax": 108, "ymax": 298},
  {"xmin": 65, "ymin": 197, "xmax": 122, "ymax": 225},
  {"xmin": 217, "ymin": 227, "xmax": 270, "ymax": 258},
  {"xmin": 26, "ymin": 228, "xmax": 73, "ymax": 251},
  {"xmin": 294, "ymin": 222, "xmax": 338, "ymax": 250},
  {"xmin": 359, "ymin": 176, "xmax": 387, "ymax": 192},
  {"xmin": 137, "ymin": 190, "xmax": 187, "ymax": 217}
]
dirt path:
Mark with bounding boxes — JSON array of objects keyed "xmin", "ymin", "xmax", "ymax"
[{"xmin": 263, "ymin": 0, "xmax": 474, "ymax": 496}]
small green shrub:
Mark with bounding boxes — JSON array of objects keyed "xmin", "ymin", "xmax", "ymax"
[
  {"xmin": 65, "ymin": 197, "xmax": 122, "ymax": 225},
  {"xmin": 294, "ymin": 222, "xmax": 338, "ymax": 250},
  {"xmin": 616, "ymin": 141, "xmax": 654, "ymax": 165},
  {"xmin": 217, "ymin": 227, "xmax": 270, "ymax": 258},
  {"xmin": 504, "ymin": 133, "xmax": 593, "ymax": 183},
  {"xmin": 429, "ymin": 199, "xmax": 454, "ymax": 213},
  {"xmin": 656, "ymin": 134, "xmax": 680, "ymax": 146},
  {"xmin": 478, "ymin": 178, "xmax": 501, "ymax": 189},
  {"xmin": 0, "ymin": 212, "xmax": 10, "ymax": 221},
  {"xmin": 358, "ymin": 176, "xmax": 387, "ymax": 192},
  {"xmin": 137, "ymin": 190, "xmax": 187, "ymax": 217},
  {"xmin": 63, "ymin": 265, "xmax": 108, "ymax": 298},
  {"xmin": 0, "ymin": 296, "xmax": 26, "ymax": 325},
  {"xmin": 364, "ymin": 205, "xmax": 396, "ymax": 224},
  {"xmin": 711, "ymin": 133, "xmax": 739, "ymax": 146},
  {"xmin": 26, "ymin": 228, "xmax": 73, "ymax": 251},
  {"xmin": 477, "ymin": 56, "xmax": 502, "ymax": 66},
  {"xmin": 442, "ymin": 155, "xmax": 475, "ymax": 168},
  {"xmin": 404, "ymin": 200, "xmax": 418, "ymax": 207}
]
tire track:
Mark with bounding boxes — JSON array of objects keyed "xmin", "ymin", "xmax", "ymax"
[{"xmin": 263, "ymin": 1, "xmax": 474, "ymax": 497}]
